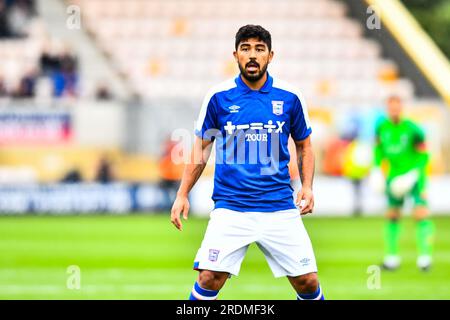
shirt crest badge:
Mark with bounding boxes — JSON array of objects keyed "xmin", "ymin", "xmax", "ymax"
[{"xmin": 272, "ymin": 101, "xmax": 284, "ymax": 115}]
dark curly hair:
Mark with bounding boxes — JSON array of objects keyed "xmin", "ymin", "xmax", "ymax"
[{"xmin": 235, "ymin": 25, "xmax": 272, "ymax": 51}]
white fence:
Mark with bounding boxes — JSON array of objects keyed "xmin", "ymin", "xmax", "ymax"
[{"xmin": 190, "ymin": 175, "xmax": 450, "ymax": 216}]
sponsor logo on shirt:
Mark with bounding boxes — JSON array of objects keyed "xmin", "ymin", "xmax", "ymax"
[{"xmin": 223, "ymin": 120, "xmax": 285, "ymax": 135}]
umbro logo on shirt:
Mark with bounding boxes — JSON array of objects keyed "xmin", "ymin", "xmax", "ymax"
[{"xmin": 228, "ymin": 105, "xmax": 240, "ymax": 113}]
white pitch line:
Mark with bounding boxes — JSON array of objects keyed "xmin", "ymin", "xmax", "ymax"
[{"xmin": 0, "ymin": 284, "xmax": 290, "ymax": 295}]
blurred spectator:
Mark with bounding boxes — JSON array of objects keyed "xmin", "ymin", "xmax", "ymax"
[
  {"xmin": 0, "ymin": 0, "xmax": 36, "ymax": 38},
  {"xmin": 0, "ymin": 1, "xmax": 11, "ymax": 37},
  {"xmin": 95, "ymin": 82, "xmax": 113, "ymax": 100},
  {"xmin": 59, "ymin": 46, "xmax": 78, "ymax": 75},
  {"xmin": 343, "ymin": 140, "xmax": 372, "ymax": 216},
  {"xmin": 0, "ymin": 74, "xmax": 8, "ymax": 96},
  {"xmin": 7, "ymin": 0, "xmax": 33, "ymax": 37},
  {"xmin": 0, "ymin": 1, "xmax": 81, "ymax": 100},
  {"xmin": 61, "ymin": 168, "xmax": 82, "ymax": 183},
  {"xmin": 158, "ymin": 138, "xmax": 184, "ymax": 211},
  {"xmin": 52, "ymin": 70, "xmax": 78, "ymax": 97},
  {"xmin": 14, "ymin": 0, "xmax": 36, "ymax": 15},
  {"xmin": 322, "ymin": 137, "xmax": 351, "ymax": 176},
  {"xmin": 14, "ymin": 68, "xmax": 37, "ymax": 97},
  {"xmin": 95, "ymin": 156, "xmax": 114, "ymax": 184},
  {"xmin": 53, "ymin": 45, "xmax": 78, "ymax": 97},
  {"xmin": 39, "ymin": 47, "xmax": 61, "ymax": 76},
  {"xmin": 39, "ymin": 42, "xmax": 79, "ymax": 98}
]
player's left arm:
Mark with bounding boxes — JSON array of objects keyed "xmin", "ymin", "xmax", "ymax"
[{"xmin": 294, "ymin": 136, "xmax": 315, "ymax": 215}]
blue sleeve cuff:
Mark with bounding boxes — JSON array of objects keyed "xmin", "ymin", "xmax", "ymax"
[{"xmin": 292, "ymin": 127, "xmax": 312, "ymax": 141}]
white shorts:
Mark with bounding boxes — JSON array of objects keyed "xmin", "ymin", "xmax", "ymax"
[{"xmin": 193, "ymin": 208, "xmax": 318, "ymax": 278}]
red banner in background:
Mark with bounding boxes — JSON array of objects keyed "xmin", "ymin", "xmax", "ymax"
[{"xmin": 0, "ymin": 111, "xmax": 72, "ymax": 145}]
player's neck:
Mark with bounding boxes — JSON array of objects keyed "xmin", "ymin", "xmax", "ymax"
[
  {"xmin": 391, "ymin": 117, "xmax": 402, "ymax": 124},
  {"xmin": 240, "ymin": 72, "xmax": 267, "ymax": 91}
]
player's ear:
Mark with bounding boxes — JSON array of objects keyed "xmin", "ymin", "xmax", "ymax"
[
  {"xmin": 233, "ymin": 51, "xmax": 238, "ymax": 62},
  {"xmin": 268, "ymin": 50, "xmax": 274, "ymax": 63}
]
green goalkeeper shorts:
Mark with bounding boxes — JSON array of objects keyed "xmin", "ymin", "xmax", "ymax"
[{"xmin": 386, "ymin": 173, "xmax": 428, "ymax": 208}]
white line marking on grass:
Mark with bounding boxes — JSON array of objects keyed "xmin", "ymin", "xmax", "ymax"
[{"xmin": 0, "ymin": 284, "xmax": 290, "ymax": 295}]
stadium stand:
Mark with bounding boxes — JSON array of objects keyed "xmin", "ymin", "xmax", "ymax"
[
  {"xmin": 72, "ymin": 0, "xmax": 415, "ymax": 106},
  {"xmin": 0, "ymin": 0, "xmax": 81, "ymax": 100}
]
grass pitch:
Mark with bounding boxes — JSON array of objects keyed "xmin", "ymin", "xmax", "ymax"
[{"xmin": 0, "ymin": 214, "xmax": 449, "ymax": 300}]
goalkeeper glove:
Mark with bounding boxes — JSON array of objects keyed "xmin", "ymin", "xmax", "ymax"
[{"xmin": 389, "ymin": 169, "xmax": 419, "ymax": 199}]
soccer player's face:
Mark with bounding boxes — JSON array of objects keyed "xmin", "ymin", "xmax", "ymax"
[
  {"xmin": 234, "ymin": 38, "xmax": 273, "ymax": 82},
  {"xmin": 387, "ymin": 98, "xmax": 403, "ymax": 122}
]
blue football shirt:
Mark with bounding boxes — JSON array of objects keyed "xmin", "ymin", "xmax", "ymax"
[{"xmin": 195, "ymin": 73, "xmax": 312, "ymax": 212}]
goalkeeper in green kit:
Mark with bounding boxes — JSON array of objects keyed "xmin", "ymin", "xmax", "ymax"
[{"xmin": 371, "ymin": 95, "xmax": 434, "ymax": 271}]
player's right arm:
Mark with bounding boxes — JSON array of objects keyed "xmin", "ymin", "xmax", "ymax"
[
  {"xmin": 171, "ymin": 87, "xmax": 219, "ymax": 230},
  {"xmin": 170, "ymin": 137, "xmax": 213, "ymax": 231},
  {"xmin": 373, "ymin": 122, "xmax": 384, "ymax": 168},
  {"xmin": 369, "ymin": 120, "xmax": 387, "ymax": 193}
]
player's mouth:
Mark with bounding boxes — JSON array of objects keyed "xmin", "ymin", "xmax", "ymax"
[{"xmin": 246, "ymin": 62, "xmax": 259, "ymax": 73}]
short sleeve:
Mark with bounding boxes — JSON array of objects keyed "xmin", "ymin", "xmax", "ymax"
[
  {"xmin": 290, "ymin": 94, "xmax": 312, "ymax": 141},
  {"xmin": 195, "ymin": 94, "xmax": 218, "ymax": 141},
  {"xmin": 374, "ymin": 118, "xmax": 384, "ymax": 140},
  {"xmin": 412, "ymin": 122, "xmax": 425, "ymax": 145}
]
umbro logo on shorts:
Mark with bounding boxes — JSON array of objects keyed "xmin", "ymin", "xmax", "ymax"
[
  {"xmin": 208, "ymin": 249, "xmax": 220, "ymax": 262},
  {"xmin": 300, "ymin": 258, "xmax": 311, "ymax": 266}
]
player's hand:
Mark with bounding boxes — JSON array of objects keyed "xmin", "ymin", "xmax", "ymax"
[
  {"xmin": 296, "ymin": 187, "xmax": 314, "ymax": 215},
  {"xmin": 170, "ymin": 195, "xmax": 190, "ymax": 231}
]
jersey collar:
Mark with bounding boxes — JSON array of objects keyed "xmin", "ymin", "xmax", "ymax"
[{"xmin": 235, "ymin": 72, "xmax": 273, "ymax": 93}]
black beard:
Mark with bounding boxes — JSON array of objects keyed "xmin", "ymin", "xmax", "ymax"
[{"xmin": 238, "ymin": 62, "xmax": 268, "ymax": 82}]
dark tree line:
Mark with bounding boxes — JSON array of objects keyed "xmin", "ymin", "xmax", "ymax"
[{"xmin": 401, "ymin": 0, "xmax": 450, "ymax": 59}]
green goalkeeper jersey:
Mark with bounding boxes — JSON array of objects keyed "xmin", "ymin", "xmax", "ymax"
[{"xmin": 374, "ymin": 117, "xmax": 429, "ymax": 178}]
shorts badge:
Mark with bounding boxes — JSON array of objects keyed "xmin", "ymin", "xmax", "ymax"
[{"xmin": 208, "ymin": 249, "xmax": 220, "ymax": 262}]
